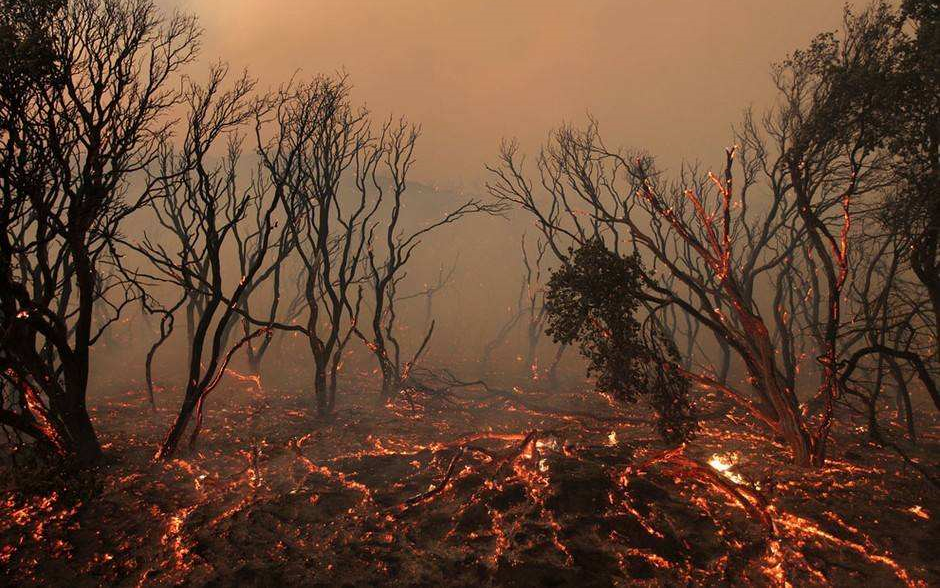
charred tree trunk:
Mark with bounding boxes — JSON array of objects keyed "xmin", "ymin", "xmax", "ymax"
[
  {"xmin": 157, "ymin": 394, "xmax": 199, "ymax": 461},
  {"xmin": 50, "ymin": 385, "xmax": 101, "ymax": 465},
  {"xmin": 314, "ymin": 354, "xmax": 329, "ymax": 417},
  {"xmin": 377, "ymin": 353, "xmax": 401, "ymax": 401}
]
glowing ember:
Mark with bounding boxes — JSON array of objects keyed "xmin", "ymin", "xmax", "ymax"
[
  {"xmin": 707, "ymin": 452, "xmax": 747, "ymax": 485},
  {"xmin": 1, "ymin": 371, "xmax": 934, "ymax": 586},
  {"xmin": 707, "ymin": 454, "xmax": 735, "ymax": 472},
  {"xmin": 908, "ymin": 505, "xmax": 929, "ymax": 520}
]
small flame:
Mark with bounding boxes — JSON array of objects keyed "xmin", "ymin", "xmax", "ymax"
[
  {"xmin": 908, "ymin": 505, "xmax": 929, "ymax": 520},
  {"xmin": 708, "ymin": 454, "xmax": 734, "ymax": 472},
  {"xmin": 708, "ymin": 452, "xmax": 746, "ymax": 485},
  {"xmin": 535, "ymin": 436, "xmax": 558, "ymax": 451}
]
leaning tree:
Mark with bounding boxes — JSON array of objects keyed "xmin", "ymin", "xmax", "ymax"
[{"xmin": 130, "ymin": 65, "xmax": 285, "ymax": 460}]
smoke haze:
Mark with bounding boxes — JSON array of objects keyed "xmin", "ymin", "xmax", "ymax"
[{"xmin": 163, "ymin": 1, "xmax": 859, "ymax": 185}]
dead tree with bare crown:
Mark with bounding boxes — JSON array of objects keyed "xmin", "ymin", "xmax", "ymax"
[
  {"xmin": 266, "ymin": 75, "xmax": 380, "ymax": 417},
  {"xmin": 357, "ymin": 120, "xmax": 504, "ymax": 401},
  {"xmin": 0, "ymin": 0, "xmax": 199, "ymax": 464},
  {"xmin": 128, "ymin": 65, "xmax": 287, "ymax": 460},
  {"xmin": 486, "ymin": 118, "xmax": 863, "ymax": 466},
  {"xmin": 485, "ymin": 4, "xmax": 907, "ymax": 467}
]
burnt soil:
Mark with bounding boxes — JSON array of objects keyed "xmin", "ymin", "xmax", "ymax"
[{"xmin": 2, "ymin": 373, "xmax": 938, "ymax": 587}]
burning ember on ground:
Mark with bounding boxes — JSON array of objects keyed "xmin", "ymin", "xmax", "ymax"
[
  {"xmin": 707, "ymin": 452, "xmax": 747, "ymax": 485},
  {"xmin": 2, "ymin": 377, "xmax": 937, "ymax": 587},
  {"xmin": 1, "ymin": 1, "xmax": 938, "ymax": 587}
]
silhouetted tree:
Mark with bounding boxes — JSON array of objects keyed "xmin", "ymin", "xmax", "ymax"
[
  {"xmin": 0, "ymin": 0, "xmax": 199, "ymax": 463},
  {"xmin": 130, "ymin": 65, "xmax": 278, "ymax": 459},
  {"xmin": 268, "ymin": 76, "xmax": 379, "ymax": 417},
  {"xmin": 357, "ymin": 120, "xmax": 502, "ymax": 400},
  {"xmin": 488, "ymin": 127, "xmax": 861, "ymax": 466}
]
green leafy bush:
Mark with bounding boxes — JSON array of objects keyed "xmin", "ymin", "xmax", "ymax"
[{"xmin": 544, "ymin": 239, "xmax": 697, "ymax": 443}]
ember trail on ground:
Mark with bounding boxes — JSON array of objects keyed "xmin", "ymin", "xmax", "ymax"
[{"xmin": 2, "ymin": 375, "xmax": 936, "ymax": 587}]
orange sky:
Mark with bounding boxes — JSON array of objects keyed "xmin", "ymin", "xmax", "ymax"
[{"xmin": 165, "ymin": 1, "xmax": 859, "ymax": 185}]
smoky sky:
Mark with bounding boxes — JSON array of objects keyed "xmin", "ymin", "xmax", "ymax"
[{"xmin": 162, "ymin": 1, "xmax": 859, "ymax": 186}]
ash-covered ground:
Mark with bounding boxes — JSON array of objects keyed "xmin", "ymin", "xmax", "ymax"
[{"xmin": 2, "ymin": 372, "xmax": 938, "ymax": 587}]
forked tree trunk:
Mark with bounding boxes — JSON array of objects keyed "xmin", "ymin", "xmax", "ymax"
[{"xmin": 378, "ymin": 357, "xmax": 400, "ymax": 402}]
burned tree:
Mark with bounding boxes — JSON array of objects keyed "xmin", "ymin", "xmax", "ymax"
[
  {"xmin": 0, "ymin": 0, "xmax": 199, "ymax": 463},
  {"xmin": 130, "ymin": 65, "xmax": 281, "ymax": 459},
  {"xmin": 486, "ymin": 3, "xmax": 908, "ymax": 467},
  {"xmin": 487, "ymin": 123, "xmax": 853, "ymax": 466},
  {"xmin": 872, "ymin": 0, "xmax": 939, "ymax": 366},
  {"xmin": 357, "ymin": 121, "xmax": 502, "ymax": 401},
  {"xmin": 842, "ymin": 234, "xmax": 936, "ymax": 443},
  {"xmin": 266, "ymin": 76, "xmax": 379, "ymax": 417},
  {"xmin": 821, "ymin": 1, "xmax": 940, "ymax": 419}
]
